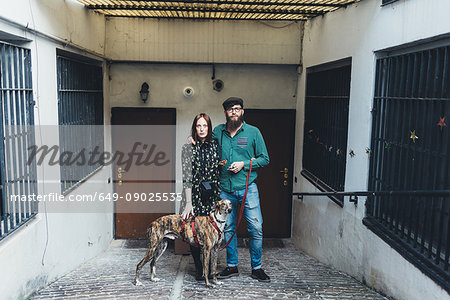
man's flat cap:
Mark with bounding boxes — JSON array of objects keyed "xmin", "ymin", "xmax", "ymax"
[{"xmin": 222, "ymin": 97, "xmax": 244, "ymax": 110}]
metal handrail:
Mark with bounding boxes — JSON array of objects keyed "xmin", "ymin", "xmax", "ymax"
[{"xmin": 293, "ymin": 190, "xmax": 450, "ymax": 205}]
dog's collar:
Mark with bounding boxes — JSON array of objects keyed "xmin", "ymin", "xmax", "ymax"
[{"xmin": 212, "ymin": 213, "xmax": 226, "ymax": 224}]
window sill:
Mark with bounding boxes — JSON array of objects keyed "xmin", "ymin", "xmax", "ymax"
[
  {"xmin": 300, "ymin": 169, "xmax": 344, "ymax": 207},
  {"xmin": 62, "ymin": 166, "xmax": 104, "ymax": 196},
  {"xmin": 381, "ymin": 0, "xmax": 399, "ymax": 6}
]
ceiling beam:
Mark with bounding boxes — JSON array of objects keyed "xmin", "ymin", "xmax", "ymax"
[
  {"xmin": 107, "ymin": 0, "xmax": 348, "ymax": 8},
  {"xmin": 87, "ymin": 5, "xmax": 325, "ymax": 16},
  {"xmin": 102, "ymin": 14, "xmax": 310, "ymax": 21}
]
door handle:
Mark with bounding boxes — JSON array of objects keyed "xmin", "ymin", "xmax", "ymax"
[
  {"xmin": 279, "ymin": 168, "xmax": 288, "ymax": 173},
  {"xmin": 280, "ymin": 167, "xmax": 289, "ymax": 186},
  {"xmin": 280, "ymin": 167, "xmax": 288, "ymax": 178},
  {"xmin": 117, "ymin": 167, "xmax": 126, "ymax": 182}
]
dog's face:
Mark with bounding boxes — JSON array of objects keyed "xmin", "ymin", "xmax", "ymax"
[{"xmin": 215, "ymin": 199, "xmax": 232, "ymax": 215}]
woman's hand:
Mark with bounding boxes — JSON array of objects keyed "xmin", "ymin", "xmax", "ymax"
[
  {"xmin": 187, "ymin": 136, "xmax": 196, "ymax": 145},
  {"xmin": 181, "ymin": 202, "xmax": 194, "ymax": 219}
]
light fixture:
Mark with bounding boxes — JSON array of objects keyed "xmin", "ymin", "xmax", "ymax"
[
  {"xmin": 183, "ymin": 86, "xmax": 194, "ymax": 98},
  {"xmin": 140, "ymin": 82, "xmax": 149, "ymax": 103},
  {"xmin": 213, "ymin": 79, "xmax": 224, "ymax": 92}
]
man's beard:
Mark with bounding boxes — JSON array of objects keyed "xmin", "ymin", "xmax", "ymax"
[{"xmin": 226, "ymin": 114, "xmax": 244, "ymax": 131}]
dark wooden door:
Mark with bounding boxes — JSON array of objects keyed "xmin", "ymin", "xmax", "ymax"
[
  {"xmin": 237, "ymin": 109, "xmax": 295, "ymax": 238},
  {"xmin": 112, "ymin": 107, "xmax": 176, "ymax": 239}
]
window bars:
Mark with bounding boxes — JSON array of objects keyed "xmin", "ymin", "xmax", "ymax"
[
  {"xmin": 57, "ymin": 54, "xmax": 104, "ymax": 194},
  {"xmin": 302, "ymin": 62, "xmax": 351, "ymax": 206},
  {"xmin": 0, "ymin": 42, "xmax": 37, "ymax": 241},
  {"xmin": 366, "ymin": 45, "xmax": 450, "ymax": 292}
]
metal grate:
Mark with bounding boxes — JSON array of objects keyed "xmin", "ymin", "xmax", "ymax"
[
  {"xmin": 75, "ymin": 0, "xmax": 359, "ymax": 21},
  {"xmin": 57, "ymin": 54, "xmax": 104, "ymax": 193},
  {"xmin": 366, "ymin": 45, "xmax": 450, "ymax": 291},
  {"xmin": 0, "ymin": 42, "xmax": 37, "ymax": 241},
  {"xmin": 302, "ymin": 62, "xmax": 351, "ymax": 206}
]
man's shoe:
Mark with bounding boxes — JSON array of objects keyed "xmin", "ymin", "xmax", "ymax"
[
  {"xmin": 251, "ymin": 268, "xmax": 270, "ymax": 282},
  {"xmin": 217, "ymin": 266, "xmax": 239, "ymax": 279}
]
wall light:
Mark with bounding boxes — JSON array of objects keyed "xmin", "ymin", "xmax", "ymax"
[
  {"xmin": 213, "ymin": 79, "xmax": 224, "ymax": 92},
  {"xmin": 183, "ymin": 86, "xmax": 194, "ymax": 98},
  {"xmin": 140, "ymin": 82, "xmax": 149, "ymax": 103}
]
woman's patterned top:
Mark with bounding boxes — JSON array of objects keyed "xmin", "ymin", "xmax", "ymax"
[{"xmin": 182, "ymin": 140, "xmax": 220, "ymax": 216}]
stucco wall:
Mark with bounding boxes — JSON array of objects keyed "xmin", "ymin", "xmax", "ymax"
[
  {"xmin": 0, "ymin": 2, "xmax": 113, "ymax": 299},
  {"xmin": 292, "ymin": 0, "xmax": 450, "ymax": 299},
  {"xmin": 0, "ymin": 0, "xmax": 106, "ymax": 56},
  {"xmin": 105, "ymin": 18, "xmax": 303, "ymax": 64}
]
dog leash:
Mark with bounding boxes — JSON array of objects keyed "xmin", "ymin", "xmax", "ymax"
[{"xmin": 221, "ymin": 159, "xmax": 253, "ymax": 250}]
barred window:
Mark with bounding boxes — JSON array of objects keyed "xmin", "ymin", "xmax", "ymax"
[
  {"xmin": 365, "ymin": 44, "xmax": 450, "ymax": 291},
  {"xmin": 302, "ymin": 60, "xmax": 351, "ymax": 206},
  {"xmin": 57, "ymin": 51, "xmax": 104, "ymax": 193},
  {"xmin": 0, "ymin": 42, "xmax": 37, "ymax": 240}
]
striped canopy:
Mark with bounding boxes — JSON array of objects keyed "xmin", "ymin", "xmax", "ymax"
[{"xmin": 75, "ymin": 0, "xmax": 360, "ymax": 21}]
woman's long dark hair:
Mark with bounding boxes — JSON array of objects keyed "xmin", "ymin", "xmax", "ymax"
[{"xmin": 191, "ymin": 113, "xmax": 213, "ymax": 142}]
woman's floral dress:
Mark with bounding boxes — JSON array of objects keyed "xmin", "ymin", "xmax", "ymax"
[{"xmin": 182, "ymin": 140, "xmax": 220, "ymax": 216}]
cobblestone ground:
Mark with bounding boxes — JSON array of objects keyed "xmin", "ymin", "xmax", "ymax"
[{"xmin": 31, "ymin": 239, "xmax": 390, "ymax": 300}]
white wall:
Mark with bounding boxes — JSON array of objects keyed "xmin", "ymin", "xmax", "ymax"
[
  {"xmin": 109, "ymin": 62, "xmax": 298, "ymax": 211},
  {"xmin": 0, "ymin": 2, "xmax": 113, "ymax": 299},
  {"xmin": 293, "ymin": 0, "xmax": 450, "ymax": 299},
  {"xmin": 0, "ymin": 0, "xmax": 106, "ymax": 56},
  {"xmin": 106, "ymin": 18, "xmax": 302, "ymax": 64}
]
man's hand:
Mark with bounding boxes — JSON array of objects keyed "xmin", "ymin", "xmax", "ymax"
[
  {"xmin": 181, "ymin": 202, "xmax": 194, "ymax": 219},
  {"xmin": 228, "ymin": 161, "xmax": 244, "ymax": 173}
]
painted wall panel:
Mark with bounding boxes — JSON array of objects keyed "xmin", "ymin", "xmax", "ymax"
[
  {"xmin": 0, "ymin": 0, "xmax": 106, "ymax": 55},
  {"xmin": 106, "ymin": 18, "xmax": 302, "ymax": 64}
]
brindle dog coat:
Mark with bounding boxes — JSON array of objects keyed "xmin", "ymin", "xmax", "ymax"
[{"xmin": 134, "ymin": 199, "xmax": 232, "ymax": 287}]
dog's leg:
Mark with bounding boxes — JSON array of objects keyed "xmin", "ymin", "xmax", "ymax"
[
  {"xmin": 210, "ymin": 247, "xmax": 223, "ymax": 285},
  {"xmin": 203, "ymin": 245, "xmax": 213, "ymax": 287},
  {"xmin": 134, "ymin": 247, "xmax": 153, "ymax": 286},
  {"xmin": 150, "ymin": 238, "xmax": 168, "ymax": 282}
]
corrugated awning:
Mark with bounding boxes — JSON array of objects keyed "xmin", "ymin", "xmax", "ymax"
[{"xmin": 75, "ymin": 0, "xmax": 360, "ymax": 21}]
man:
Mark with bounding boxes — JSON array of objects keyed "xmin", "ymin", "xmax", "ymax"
[{"xmin": 213, "ymin": 97, "xmax": 271, "ymax": 282}]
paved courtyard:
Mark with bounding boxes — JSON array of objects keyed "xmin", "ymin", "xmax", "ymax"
[{"xmin": 31, "ymin": 239, "xmax": 390, "ymax": 299}]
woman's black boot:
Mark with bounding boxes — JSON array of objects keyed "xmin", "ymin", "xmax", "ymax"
[{"xmin": 190, "ymin": 245, "xmax": 204, "ymax": 281}]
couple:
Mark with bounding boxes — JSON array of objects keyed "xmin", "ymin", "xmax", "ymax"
[{"xmin": 181, "ymin": 97, "xmax": 271, "ymax": 283}]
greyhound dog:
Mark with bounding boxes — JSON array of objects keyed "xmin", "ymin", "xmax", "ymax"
[{"xmin": 134, "ymin": 199, "xmax": 232, "ymax": 287}]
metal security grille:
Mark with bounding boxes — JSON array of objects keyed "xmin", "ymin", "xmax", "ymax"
[
  {"xmin": 57, "ymin": 55, "xmax": 104, "ymax": 193},
  {"xmin": 302, "ymin": 63, "xmax": 351, "ymax": 206},
  {"xmin": 366, "ymin": 45, "xmax": 450, "ymax": 291},
  {"xmin": 0, "ymin": 42, "xmax": 37, "ymax": 241}
]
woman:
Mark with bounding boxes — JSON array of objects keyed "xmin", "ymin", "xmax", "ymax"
[{"xmin": 181, "ymin": 113, "xmax": 221, "ymax": 281}]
